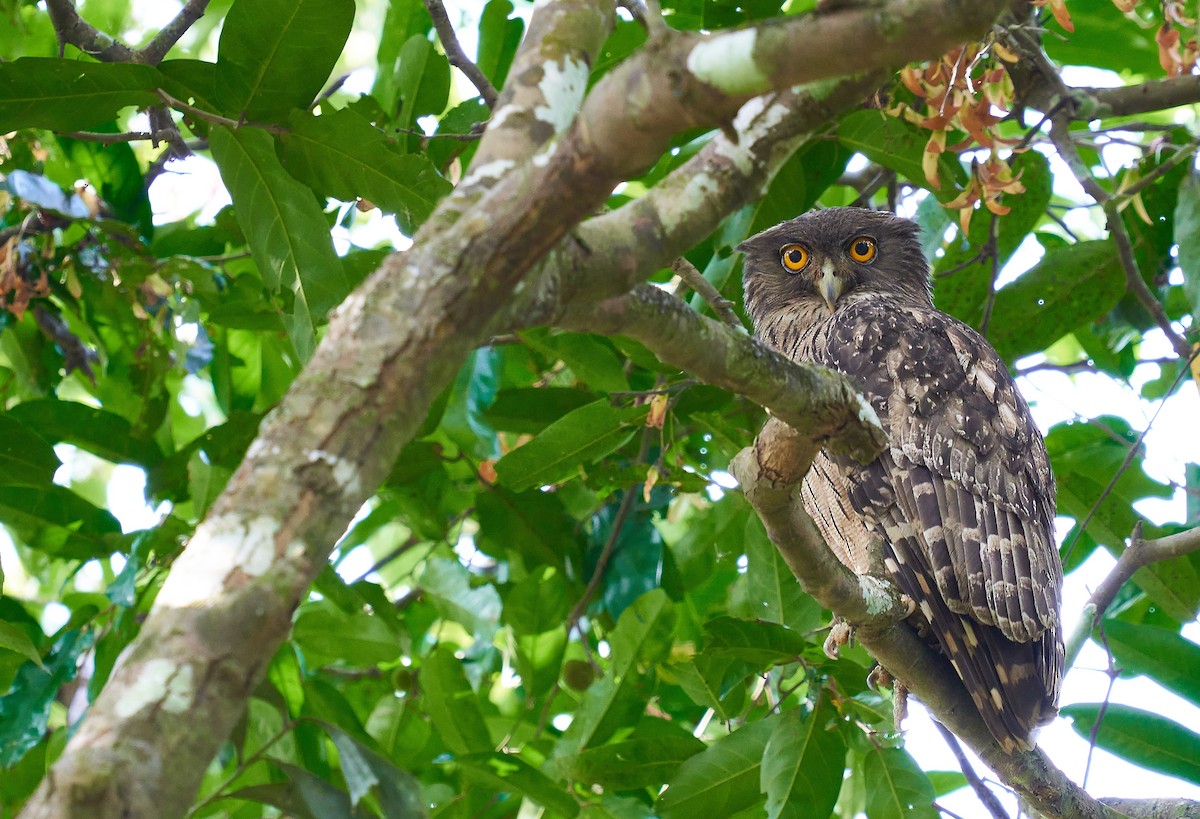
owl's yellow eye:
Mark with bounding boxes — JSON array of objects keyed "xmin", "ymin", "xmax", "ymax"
[
  {"xmin": 780, "ymin": 244, "xmax": 808, "ymax": 273},
  {"xmin": 848, "ymin": 237, "xmax": 877, "ymax": 263}
]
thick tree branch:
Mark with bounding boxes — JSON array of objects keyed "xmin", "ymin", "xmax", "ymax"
[
  {"xmin": 137, "ymin": 0, "xmax": 210, "ymax": 64},
  {"xmin": 425, "ymin": 0, "xmax": 500, "ymax": 108},
  {"xmin": 22, "ymin": 2, "xmax": 1021, "ymax": 815}
]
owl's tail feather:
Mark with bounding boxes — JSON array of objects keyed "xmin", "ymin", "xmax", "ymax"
[{"xmin": 876, "ymin": 507, "xmax": 1060, "ymax": 753}]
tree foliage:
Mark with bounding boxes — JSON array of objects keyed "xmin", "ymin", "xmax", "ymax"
[{"xmin": 0, "ymin": 0, "xmax": 1198, "ymax": 817}]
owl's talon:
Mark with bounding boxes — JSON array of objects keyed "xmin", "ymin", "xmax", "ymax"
[
  {"xmin": 823, "ymin": 617, "xmax": 854, "ymax": 660},
  {"xmin": 898, "ymin": 593, "xmax": 917, "ymax": 617}
]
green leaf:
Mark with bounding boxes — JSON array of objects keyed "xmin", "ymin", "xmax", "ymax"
[
  {"xmin": 1062, "ymin": 704, "xmax": 1200, "ymax": 785},
  {"xmin": 475, "ymin": 487, "xmax": 583, "ymax": 571},
  {"xmin": 737, "ymin": 516, "xmax": 822, "ymax": 634},
  {"xmin": 657, "ymin": 717, "xmax": 775, "ymax": 818},
  {"xmin": 0, "ymin": 621, "xmax": 43, "ymax": 670},
  {"xmin": 701, "ymin": 616, "xmax": 807, "ymax": 667},
  {"xmin": 215, "ymin": 0, "xmax": 355, "ymax": 122},
  {"xmin": 484, "ymin": 387, "xmax": 595, "ymax": 434},
  {"xmin": 987, "ymin": 240, "xmax": 1127, "ymax": 363},
  {"xmin": 837, "ymin": 110, "xmax": 966, "ymax": 201},
  {"xmin": 524, "ymin": 332, "xmax": 630, "ymax": 393},
  {"xmin": 419, "ymin": 646, "xmax": 492, "ymax": 756},
  {"xmin": 458, "ymin": 751, "xmax": 580, "ymax": 817},
  {"xmin": 1103, "ymin": 619, "xmax": 1200, "ymax": 709},
  {"xmin": 441, "ymin": 347, "xmax": 501, "ymax": 460},
  {"xmin": 6, "ymin": 400, "xmax": 162, "ymax": 468},
  {"xmin": 281, "ymin": 107, "xmax": 451, "ymax": 234},
  {"xmin": 570, "ymin": 732, "xmax": 706, "ymax": 791},
  {"xmin": 393, "ymin": 34, "xmax": 451, "ymax": 150},
  {"xmin": 0, "ymin": 486, "xmax": 122, "ymax": 559},
  {"xmin": 933, "ymin": 150, "xmax": 1052, "ymax": 325},
  {"xmin": 0, "ymin": 414, "xmax": 60, "ymax": 487},
  {"xmin": 475, "ymin": 1, "xmax": 524, "ymax": 89},
  {"xmin": 609, "ymin": 588, "xmax": 676, "ymax": 677},
  {"xmin": 210, "ymin": 124, "xmax": 349, "ymax": 360},
  {"xmin": 0, "ymin": 629, "xmax": 92, "ymax": 767},
  {"xmin": 862, "ymin": 747, "xmax": 937, "ymax": 819},
  {"xmin": 762, "ymin": 700, "xmax": 845, "ymax": 819},
  {"xmin": 504, "ymin": 567, "xmax": 570, "ymax": 635},
  {"xmin": 514, "ymin": 626, "xmax": 567, "ymax": 697},
  {"xmin": 1174, "ymin": 171, "xmax": 1200, "ymax": 326},
  {"xmin": 0, "ymin": 58, "xmax": 160, "ymax": 131},
  {"xmin": 493, "ymin": 399, "xmax": 649, "ymax": 492},
  {"xmin": 291, "ymin": 599, "xmax": 401, "ymax": 668},
  {"xmin": 418, "ymin": 558, "xmax": 502, "ymax": 641},
  {"xmin": 323, "ymin": 724, "xmax": 425, "ymax": 815}
]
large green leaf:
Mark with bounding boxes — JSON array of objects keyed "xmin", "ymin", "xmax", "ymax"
[
  {"xmin": 458, "ymin": 752, "xmax": 580, "ymax": 817},
  {"xmin": 322, "ymin": 724, "xmax": 425, "ymax": 815},
  {"xmin": 291, "ymin": 599, "xmax": 401, "ymax": 668},
  {"xmin": 862, "ymin": 747, "xmax": 937, "ymax": 819},
  {"xmin": 1103, "ymin": 619, "xmax": 1200, "ymax": 708},
  {"xmin": 493, "ymin": 399, "xmax": 650, "ymax": 492},
  {"xmin": 475, "ymin": 1, "xmax": 524, "ymax": 89},
  {"xmin": 0, "ymin": 486, "xmax": 122, "ymax": 559},
  {"xmin": 281, "ymin": 107, "xmax": 451, "ymax": 234},
  {"xmin": 210, "ymin": 124, "xmax": 349, "ymax": 360},
  {"xmin": 657, "ymin": 717, "xmax": 775, "ymax": 818},
  {"xmin": 1062, "ymin": 704, "xmax": 1200, "ymax": 785},
  {"xmin": 215, "ymin": 0, "xmax": 355, "ymax": 122},
  {"xmin": 570, "ymin": 728, "xmax": 706, "ymax": 791},
  {"xmin": 762, "ymin": 699, "xmax": 845, "ymax": 819},
  {"xmin": 0, "ymin": 414, "xmax": 60, "ymax": 487},
  {"xmin": 418, "ymin": 646, "xmax": 492, "ymax": 757},
  {"xmin": 6, "ymin": 401, "xmax": 161, "ymax": 468},
  {"xmin": 700, "ymin": 616, "xmax": 807, "ymax": 666},
  {"xmin": 988, "ymin": 239, "xmax": 1127, "ymax": 363},
  {"xmin": 0, "ymin": 58, "xmax": 160, "ymax": 131},
  {"xmin": 734, "ymin": 516, "xmax": 822, "ymax": 634},
  {"xmin": 418, "ymin": 557, "xmax": 502, "ymax": 641}
]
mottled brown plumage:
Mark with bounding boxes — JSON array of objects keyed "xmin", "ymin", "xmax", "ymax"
[{"xmin": 739, "ymin": 207, "xmax": 1063, "ymax": 752}]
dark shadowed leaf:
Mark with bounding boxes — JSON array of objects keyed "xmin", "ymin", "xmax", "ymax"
[
  {"xmin": 0, "ymin": 58, "xmax": 160, "ymax": 131},
  {"xmin": 419, "ymin": 647, "xmax": 492, "ymax": 756},
  {"xmin": 458, "ymin": 751, "xmax": 580, "ymax": 817},
  {"xmin": 0, "ymin": 629, "xmax": 92, "ymax": 767},
  {"xmin": 0, "ymin": 414, "xmax": 60, "ymax": 487}
]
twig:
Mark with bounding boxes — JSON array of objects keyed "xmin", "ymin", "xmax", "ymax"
[
  {"xmin": 977, "ymin": 212, "xmax": 1000, "ymax": 337},
  {"xmin": 670, "ymin": 257, "xmax": 743, "ymax": 329},
  {"xmin": 423, "ymin": 0, "xmax": 499, "ymax": 108},
  {"xmin": 1112, "ymin": 137, "xmax": 1200, "ymax": 202},
  {"xmin": 57, "ymin": 131, "xmax": 155, "ymax": 144},
  {"xmin": 155, "ymin": 89, "xmax": 285, "ymax": 134},
  {"xmin": 138, "ymin": 0, "xmax": 210, "ymax": 64},
  {"xmin": 1047, "ymin": 116, "xmax": 1193, "ymax": 359},
  {"xmin": 934, "ymin": 721, "xmax": 1010, "ymax": 819}
]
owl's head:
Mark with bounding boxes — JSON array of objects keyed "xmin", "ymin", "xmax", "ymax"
[{"xmin": 738, "ymin": 207, "xmax": 932, "ymax": 331}]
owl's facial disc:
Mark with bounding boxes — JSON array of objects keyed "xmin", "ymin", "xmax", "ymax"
[{"xmin": 817, "ymin": 257, "xmax": 843, "ymax": 313}]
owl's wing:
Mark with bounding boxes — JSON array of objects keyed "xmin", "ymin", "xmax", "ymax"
[
  {"xmin": 819, "ymin": 300, "xmax": 1061, "ymax": 646},
  {"xmin": 814, "ymin": 300, "xmax": 1063, "ymax": 747}
]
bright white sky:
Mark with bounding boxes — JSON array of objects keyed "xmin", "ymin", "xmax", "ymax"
[{"xmin": 3, "ymin": 4, "xmax": 1197, "ymax": 815}]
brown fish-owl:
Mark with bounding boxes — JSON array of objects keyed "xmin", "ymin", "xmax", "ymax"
[{"xmin": 738, "ymin": 207, "xmax": 1063, "ymax": 752}]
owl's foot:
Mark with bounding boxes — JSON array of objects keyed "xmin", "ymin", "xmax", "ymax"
[
  {"xmin": 867, "ymin": 666, "xmax": 909, "ymax": 731},
  {"xmin": 823, "ymin": 617, "xmax": 855, "ymax": 660}
]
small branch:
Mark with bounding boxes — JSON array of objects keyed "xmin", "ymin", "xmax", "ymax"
[
  {"xmin": 45, "ymin": 0, "xmax": 134, "ymax": 61},
  {"xmin": 670, "ymin": 257, "xmax": 743, "ymax": 329},
  {"xmin": 424, "ymin": 0, "xmax": 499, "ymax": 108},
  {"xmin": 1047, "ymin": 116, "xmax": 1193, "ymax": 359},
  {"xmin": 138, "ymin": 0, "xmax": 210, "ymax": 64},
  {"xmin": 933, "ymin": 722, "xmax": 1010, "ymax": 819},
  {"xmin": 58, "ymin": 130, "xmax": 156, "ymax": 144},
  {"xmin": 46, "ymin": 0, "xmax": 208, "ymax": 65},
  {"xmin": 1113, "ymin": 138, "xmax": 1200, "ymax": 202},
  {"xmin": 1082, "ymin": 524, "xmax": 1200, "ymax": 629},
  {"xmin": 155, "ymin": 89, "xmax": 285, "ymax": 135}
]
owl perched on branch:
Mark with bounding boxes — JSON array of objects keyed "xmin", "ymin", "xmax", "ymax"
[{"xmin": 738, "ymin": 207, "xmax": 1063, "ymax": 752}]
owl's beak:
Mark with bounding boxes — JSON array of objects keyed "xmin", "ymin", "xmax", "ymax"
[{"xmin": 817, "ymin": 258, "xmax": 843, "ymax": 312}]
